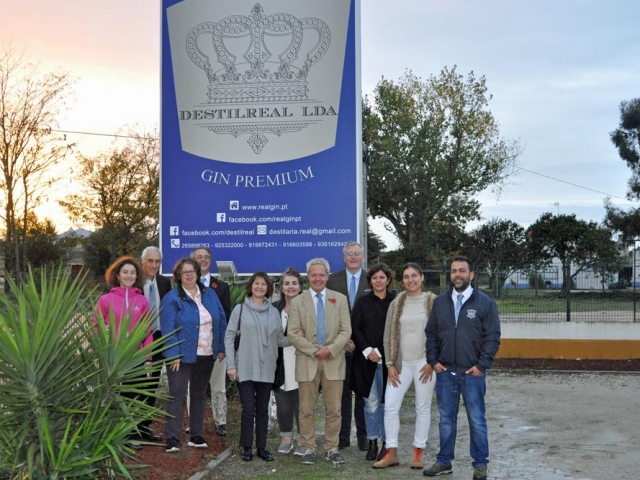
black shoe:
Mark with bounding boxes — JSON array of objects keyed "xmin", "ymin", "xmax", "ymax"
[
  {"xmin": 142, "ymin": 431, "xmax": 162, "ymax": 442},
  {"xmin": 128, "ymin": 434, "xmax": 143, "ymax": 451},
  {"xmin": 338, "ymin": 437, "xmax": 350, "ymax": 449},
  {"xmin": 187, "ymin": 436, "xmax": 208, "ymax": 448},
  {"xmin": 216, "ymin": 424, "xmax": 227, "ymax": 436},
  {"xmin": 257, "ymin": 448, "xmax": 274, "ymax": 462},
  {"xmin": 241, "ymin": 447, "xmax": 253, "ymax": 461},
  {"xmin": 376, "ymin": 442, "xmax": 386, "ymax": 461},
  {"xmin": 366, "ymin": 439, "xmax": 378, "ymax": 460},
  {"xmin": 165, "ymin": 438, "xmax": 179, "ymax": 453},
  {"xmin": 357, "ymin": 435, "xmax": 368, "ymax": 451}
]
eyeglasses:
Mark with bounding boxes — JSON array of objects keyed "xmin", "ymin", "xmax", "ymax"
[
  {"xmin": 345, "ymin": 252, "xmax": 362, "ymax": 258},
  {"xmin": 181, "ymin": 270, "xmax": 197, "ymax": 276},
  {"xmin": 195, "ymin": 255, "xmax": 211, "ymax": 260}
]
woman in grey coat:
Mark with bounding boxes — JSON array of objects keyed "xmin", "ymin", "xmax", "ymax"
[{"xmin": 225, "ymin": 272, "xmax": 290, "ymax": 462}]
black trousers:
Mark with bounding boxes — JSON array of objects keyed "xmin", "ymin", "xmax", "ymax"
[
  {"xmin": 340, "ymin": 354, "xmax": 366, "ymax": 440},
  {"xmin": 238, "ymin": 380, "xmax": 272, "ymax": 449},
  {"xmin": 140, "ymin": 330, "xmax": 164, "ymax": 433}
]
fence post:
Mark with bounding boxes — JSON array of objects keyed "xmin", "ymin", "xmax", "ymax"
[{"xmin": 566, "ymin": 258, "xmax": 571, "ymax": 322}]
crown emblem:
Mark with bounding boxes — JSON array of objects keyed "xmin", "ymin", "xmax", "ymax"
[{"xmin": 186, "ymin": 3, "xmax": 331, "ymax": 104}]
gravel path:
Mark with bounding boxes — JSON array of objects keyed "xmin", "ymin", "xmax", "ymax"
[{"xmin": 196, "ymin": 370, "xmax": 640, "ymax": 479}]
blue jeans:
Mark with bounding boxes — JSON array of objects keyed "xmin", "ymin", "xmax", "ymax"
[
  {"xmin": 364, "ymin": 363, "xmax": 385, "ymax": 441},
  {"xmin": 435, "ymin": 371, "xmax": 489, "ymax": 467}
]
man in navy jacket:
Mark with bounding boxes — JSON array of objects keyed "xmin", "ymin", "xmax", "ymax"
[{"xmin": 424, "ymin": 256, "xmax": 500, "ymax": 480}]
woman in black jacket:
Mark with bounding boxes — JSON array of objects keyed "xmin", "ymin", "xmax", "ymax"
[{"xmin": 350, "ymin": 263, "xmax": 396, "ymax": 461}]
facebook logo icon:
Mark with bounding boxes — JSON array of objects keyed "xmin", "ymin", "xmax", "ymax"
[{"xmin": 216, "ymin": 213, "xmax": 226, "ymax": 222}]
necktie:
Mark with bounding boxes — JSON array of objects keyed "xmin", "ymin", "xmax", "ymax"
[
  {"xmin": 455, "ymin": 293, "xmax": 464, "ymax": 324},
  {"xmin": 148, "ymin": 282, "xmax": 159, "ymax": 332},
  {"xmin": 316, "ymin": 292, "xmax": 326, "ymax": 346},
  {"xmin": 348, "ymin": 275, "xmax": 357, "ymax": 308},
  {"xmin": 201, "ymin": 276, "xmax": 208, "ymax": 287}
]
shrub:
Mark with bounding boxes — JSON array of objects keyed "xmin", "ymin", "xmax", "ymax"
[
  {"xmin": 609, "ymin": 279, "xmax": 630, "ymax": 290},
  {"xmin": 529, "ymin": 273, "xmax": 546, "ymax": 289},
  {"xmin": 0, "ymin": 266, "xmax": 164, "ymax": 479}
]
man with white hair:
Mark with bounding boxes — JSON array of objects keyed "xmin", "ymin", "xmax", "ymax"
[
  {"xmin": 288, "ymin": 258, "xmax": 352, "ymax": 466},
  {"xmin": 139, "ymin": 246, "xmax": 172, "ymax": 442}
]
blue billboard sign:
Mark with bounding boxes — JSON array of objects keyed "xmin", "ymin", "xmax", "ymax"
[{"xmin": 161, "ymin": 0, "xmax": 361, "ymax": 274}]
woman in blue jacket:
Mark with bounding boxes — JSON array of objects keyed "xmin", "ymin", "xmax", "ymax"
[{"xmin": 160, "ymin": 257, "xmax": 227, "ymax": 453}]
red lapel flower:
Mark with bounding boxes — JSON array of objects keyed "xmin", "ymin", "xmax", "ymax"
[
  {"xmin": 212, "ymin": 282, "xmax": 218, "ymax": 289},
  {"xmin": 328, "ymin": 298, "xmax": 337, "ymax": 304}
]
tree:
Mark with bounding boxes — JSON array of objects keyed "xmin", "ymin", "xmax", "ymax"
[
  {"xmin": 0, "ymin": 44, "xmax": 75, "ymax": 281},
  {"xmin": 469, "ymin": 218, "xmax": 527, "ymax": 296},
  {"xmin": 605, "ymin": 98, "xmax": 640, "ymax": 240},
  {"xmin": 59, "ymin": 126, "xmax": 159, "ymax": 265},
  {"xmin": 22, "ymin": 214, "xmax": 63, "ymax": 270},
  {"xmin": 527, "ymin": 213, "xmax": 622, "ymax": 291},
  {"xmin": 366, "ymin": 221, "xmax": 387, "ymax": 264},
  {"xmin": 363, "ymin": 67, "xmax": 521, "ymax": 260}
]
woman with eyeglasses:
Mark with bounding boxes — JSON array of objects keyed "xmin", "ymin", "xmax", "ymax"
[{"xmin": 160, "ymin": 257, "xmax": 227, "ymax": 454}]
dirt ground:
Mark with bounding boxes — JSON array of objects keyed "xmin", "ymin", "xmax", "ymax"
[{"xmin": 196, "ymin": 370, "xmax": 640, "ymax": 479}]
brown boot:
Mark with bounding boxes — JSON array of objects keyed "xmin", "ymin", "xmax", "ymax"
[
  {"xmin": 372, "ymin": 447, "xmax": 399, "ymax": 469},
  {"xmin": 410, "ymin": 446, "xmax": 424, "ymax": 469}
]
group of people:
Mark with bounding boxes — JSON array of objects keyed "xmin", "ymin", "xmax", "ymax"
[{"xmin": 92, "ymin": 242, "xmax": 500, "ymax": 480}]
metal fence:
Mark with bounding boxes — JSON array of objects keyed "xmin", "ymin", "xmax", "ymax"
[{"xmin": 383, "ymin": 263, "xmax": 639, "ymax": 323}]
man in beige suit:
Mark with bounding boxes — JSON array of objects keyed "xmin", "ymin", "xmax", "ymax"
[{"xmin": 288, "ymin": 257, "xmax": 352, "ymax": 466}]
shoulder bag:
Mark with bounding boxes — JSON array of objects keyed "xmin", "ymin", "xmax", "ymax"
[{"xmin": 234, "ymin": 304, "xmax": 243, "ymax": 351}]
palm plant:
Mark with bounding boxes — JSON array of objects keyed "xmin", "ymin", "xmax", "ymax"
[
  {"xmin": 0, "ymin": 266, "xmax": 165, "ymax": 479},
  {"xmin": 228, "ymin": 283, "xmax": 246, "ymax": 310}
]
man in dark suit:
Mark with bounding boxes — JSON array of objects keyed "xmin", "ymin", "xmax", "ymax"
[
  {"xmin": 191, "ymin": 246, "xmax": 231, "ymax": 437},
  {"xmin": 288, "ymin": 257, "xmax": 352, "ymax": 465},
  {"xmin": 326, "ymin": 241, "xmax": 369, "ymax": 451},
  {"xmin": 140, "ymin": 246, "xmax": 172, "ymax": 442}
]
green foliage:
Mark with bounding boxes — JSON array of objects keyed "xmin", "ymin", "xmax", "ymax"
[
  {"xmin": 611, "ymin": 98, "xmax": 640, "ymax": 199},
  {"xmin": 469, "ymin": 218, "xmax": 527, "ymax": 296},
  {"xmin": 529, "ymin": 273, "xmax": 546, "ymax": 289},
  {"xmin": 363, "ymin": 67, "xmax": 521, "ymax": 258},
  {"xmin": 527, "ymin": 213, "xmax": 622, "ymax": 292},
  {"xmin": 82, "ymin": 226, "xmax": 133, "ymax": 279},
  {"xmin": 605, "ymin": 98, "xmax": 640, "ymax": 240},
  {"xmin": 59, "ymin": 126, "xmax": 159, "ymax": 268},
  {"xmin": 3, "ymin": 214, "xmax": 65, "ymax": 278},
  {"xmin": 366, "ymin": 221, "xmax": 387, "ymax": 263},
  {"xmin": 0, "ymin": 266, "xmax": 165, "ymax": 479},
  {"xmin": 229, "ymin": 283, "xmax": 246, "ymax": 309},
  {"xmin": 609, "ymin": 279, "xmax": 630, "ymax": 290}
]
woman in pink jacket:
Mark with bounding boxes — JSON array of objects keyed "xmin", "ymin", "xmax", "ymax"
[
  {"xmin": 95, "ymin": 255, "xmax": 153, "ymax": 349},
  {"xmin": 94, "ymin": 255, "xmax": 154, "ymax": 449}
]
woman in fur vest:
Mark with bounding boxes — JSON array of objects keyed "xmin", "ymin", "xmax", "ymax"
[{"xmin": 373, "ymin": 263, "xmax": 437, "ymax": 470}]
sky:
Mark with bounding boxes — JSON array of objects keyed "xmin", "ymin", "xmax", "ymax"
[{"xmin": 1, "ymin": 0, "xmax": 639, "ymax": 250}]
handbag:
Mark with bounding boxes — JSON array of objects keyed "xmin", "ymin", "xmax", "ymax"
[
  {"xmin": 234, "ymin": 304, "xmax": 243, "ymax": 351},
  {"xmin": 272, "ymin": 351, "xmax": 285, "ymax": 390},
  {"xmin": 272, "ymin": 307, "xmax": 288, "ymax": 390}
]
